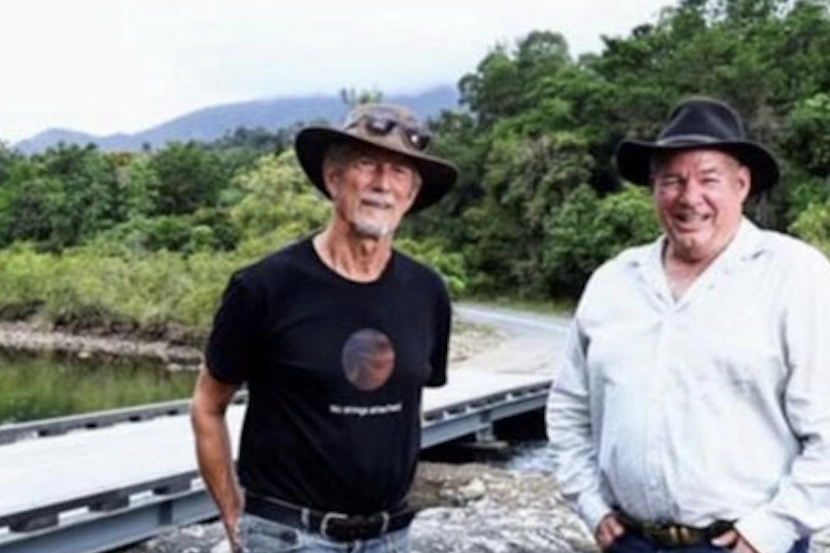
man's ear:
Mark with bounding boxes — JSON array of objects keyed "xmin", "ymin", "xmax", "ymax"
[
  {"xmin": 737, "ymin": 165, "xmax": 751, "ymax": 202},
  {"xmin": 402, "ymin": 178, "xmax": 421, "ymax": 212},
  {"xmin": 323, "ymin": 162, "xmax": 342, "ymax": 199}
]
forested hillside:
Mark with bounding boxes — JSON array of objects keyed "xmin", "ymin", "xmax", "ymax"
[{"xmin": 1, "ymin": 0, "xmax": 829, "ymax": 340}]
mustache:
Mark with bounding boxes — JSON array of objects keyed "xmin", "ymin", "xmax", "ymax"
[{"xmin": 360, "ymin": 194, "xmax": 395, "ymax": 209}]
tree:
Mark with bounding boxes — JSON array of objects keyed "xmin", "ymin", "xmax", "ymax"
[
  {"xmin": 230, "ymin": 150, "xmax": 329, "ymax": 240},
  {"xmin": 0, "ymin": 144, "xmax": 121, "ymax": 249},
  {"xmin": 148, "ymin": 142, "xmax": 228, "ymax": 215},
  {"xmin": 790, "ymin": 196, "xmax": 830, "ymax": 256},
  {"xmin": 785, "ymin": 93, "xmax": 830, "ymax": 175},
  {"xmin": 0, "ymin": 142, "xmax": 18, "ymax": 186},
  {"xmin": 459, "ymin": 32, "xmax": 572, "ymax": 128},
  {"xmin": 543, "ymin": 185, "xmax": 660, "ymax": 295},
  {"xmin": 118, "ymin": 154, "xmax": 160, "ymax": 220}
]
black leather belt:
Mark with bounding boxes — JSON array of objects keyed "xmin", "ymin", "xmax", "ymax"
[
  {"xmin": 244, "ymin": 492, "xmax": 416, "ymax": 542},
  {"xmin": 616, "ymin": 510, "xmax": 734, "ymax": 549}
]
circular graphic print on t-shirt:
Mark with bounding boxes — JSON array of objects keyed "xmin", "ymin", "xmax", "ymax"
[{"xmin": 341, "ymin": 329, "xmax": 396, "ymax": 391}]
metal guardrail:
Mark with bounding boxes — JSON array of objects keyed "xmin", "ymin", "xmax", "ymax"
[
  {"xmin": 0, "ymin": 393, "xmax": 248, "ymax": 446},
  {"xmin": 0, "ymin": 477, "xmax": 212, "ymax": 553},
  {"xmin": 0, "ymin": 380, "xmax": 550, "ymax": 553},
  {"xmin": 421, "ymin": 382, "xmax": 550, "ymax": 448}
]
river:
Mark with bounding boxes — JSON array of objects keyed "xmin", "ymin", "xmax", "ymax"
[{"xmin": 0, "ymin": 351, "xmax": 196, "ymax": 424}]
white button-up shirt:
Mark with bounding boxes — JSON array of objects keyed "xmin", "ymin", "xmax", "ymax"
[{"xmin": 546, "ymin": 219, "xmax": 830, "ymax": 553}]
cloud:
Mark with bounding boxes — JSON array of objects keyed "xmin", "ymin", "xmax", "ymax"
[{"xmin": 0, "ymin": 0, "xmax": 672, "ymax": 142}]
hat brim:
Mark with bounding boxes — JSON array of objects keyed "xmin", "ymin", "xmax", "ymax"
[
  {"xmin": 295, "ymin": 127, "xmax": 458, "ymax": 213},
  {"xmin": 615, "ymin": 139, "xmax": 780, "ymax": 193}
]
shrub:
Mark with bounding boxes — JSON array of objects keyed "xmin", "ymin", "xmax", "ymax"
[{"xmin": 543, "ymin": 185, "xmax": 660, "ymax": 295}]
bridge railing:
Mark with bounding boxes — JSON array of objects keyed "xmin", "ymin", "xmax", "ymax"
[
  {"xmin": 0, "ymin": 381, "xmax": 550, "ymax": 553},
  {"xmin": 0, "ymin": 393, "xmax": 248, "ymax": 445}
]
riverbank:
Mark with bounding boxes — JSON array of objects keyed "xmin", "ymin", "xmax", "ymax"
[
  {"xmin": 0, "ymin": 316, "xmax": 501, "ymax": 370},
  {"xmin": 0, "ymin": 321, "xmax": 201, "ymax": 368},
  {"xmin": 0, "ymin": 314, "xmax": 505, "ymax": 423}
]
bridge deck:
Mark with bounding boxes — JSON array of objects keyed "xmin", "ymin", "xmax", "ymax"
[{"xmin": 0, "ymin": 370, "xmax": 547, "ymax": 519}]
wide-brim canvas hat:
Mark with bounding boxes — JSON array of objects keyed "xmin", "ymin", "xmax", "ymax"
[
  {"xmin": 615, "ymin": 97, "xmax": 779, "ymax": 192},
  {"xmin": 295, "ymin": 103, "xmax": 458, "ymax": 213}
]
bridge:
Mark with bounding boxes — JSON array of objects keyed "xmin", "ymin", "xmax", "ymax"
[{"xmin": 0, "ymin": 305, "xmax": 569, "ymax": 553}]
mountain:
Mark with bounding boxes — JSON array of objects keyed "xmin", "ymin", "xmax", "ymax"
[{"xmin": 14, "ymin": 86, "xmax": 460, "ymax": 155}]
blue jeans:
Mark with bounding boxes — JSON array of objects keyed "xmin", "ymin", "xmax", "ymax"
[
  {"xmin": 608, "ymin": 532, "xmax": 809, "ymax": 553},
  {"xmin": 239, "ymin": 513, "xmax": 410, "ymax": 553}
]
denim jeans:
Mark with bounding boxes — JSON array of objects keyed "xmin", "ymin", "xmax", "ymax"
[
  {"xmin": 608, "ymin": 532, "xmax": 809, "ymax": 553},
  {"xmin": 239, "ymin": 513, "xmax": 410, "ymax": 553}
]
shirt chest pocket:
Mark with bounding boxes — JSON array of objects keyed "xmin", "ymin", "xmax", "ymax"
[
  {"xmin": 586, "ymin": 324, "xmax": 654, "ymax": 391},
  {"xmin": 692, "ymin": 329, "xmax": 786, "ymax": 396}
]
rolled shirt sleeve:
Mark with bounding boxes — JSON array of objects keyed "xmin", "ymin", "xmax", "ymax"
[
  {"xmin": 546, "ymin": 319, "xmax": 613, "ymax": 532},
  {"xmin": 735, "ymin": 246, "xmax": 830, "ymax": 553}
]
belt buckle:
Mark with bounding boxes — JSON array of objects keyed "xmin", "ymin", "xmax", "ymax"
[
  {"xmin": 646, "ymin": 524, "xmax": 696, "ymax": 548},
  {"xmin": 376, "ymin": 511, "xmax": 390, "ymax": 536},
  {"xmin": 667, "ymin": 525, "xmax": 682, "ymax": 547},
  {"xmin": 642, "ymin": 522, "xmax": 674, "ymax": 548},
  {"xmin": 641, "ymin": 521, "xmax": 662, "ymax": 538},
  {"xmin": 320, "ymin": 512, "xmax": 349, "ymax": 540}
]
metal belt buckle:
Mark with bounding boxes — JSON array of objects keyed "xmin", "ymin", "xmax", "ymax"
[
  {"xmin": 320, "ymin": 512, "xmax": 349, "ymax": 540},
  {"xmin": 677, "ymin": 526, "xmax": 696, "ymax": 547},
  {"xmin": 377, "ymin": 511, "xmax": 390, "ymax": 536},
  {"xmin": 642, "ymin": 522, "xmax": 672, "ymax": 548},
  {"xmin": 647, "ymin": 524, "xmax": 694, "ymax": 548},
  {"xmin": 668, "ymin": 525, "xmax": 682, "ymax": 547}
]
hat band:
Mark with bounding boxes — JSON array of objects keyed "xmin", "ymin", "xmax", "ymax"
[
  {"xmin": 657, "ymin": 133, "xmax": 736, "ymax": 146},
  {"xmin": 345, "ymin": 112, "xmax": 431, "ymax": 152}
]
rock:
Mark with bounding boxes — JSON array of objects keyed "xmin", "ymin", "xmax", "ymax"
[
  {"xmin": 182, "ymin": 525, "xmax": 206, "ymax": 538},
  {"xmin": 0, "ymin": 321, "xmax": 204, "ymax": 369},
  {"xmin": 0, "ymin": 311, "xmax": 492, "ymax": 370},
  {"xmin": 116, "ymin": 461, "xmax": 830, "ymax": 553},
  {"xmin": 458, "ymin": 477, "xmax": 486, "ymax": 501},
  {"xmin": 210, "ymin": 541, "xmax": 232, "ymax": 553}
]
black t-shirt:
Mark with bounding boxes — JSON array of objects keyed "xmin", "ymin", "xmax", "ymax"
[{"xmin": 205, "ymin": 237, "xmax": 451, "ymax": 514}]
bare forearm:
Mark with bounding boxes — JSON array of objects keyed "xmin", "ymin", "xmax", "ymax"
[
  {"xmin": 193, "ymin": 410, "xmax": 242, "ymax": 523},
  {"xmin": 190, "ymin": 369, "xmax": 244, "ymax": 549}
]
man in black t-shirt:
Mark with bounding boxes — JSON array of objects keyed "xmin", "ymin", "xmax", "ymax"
[{"xmin": 191, "ymin": 103, "xmax": 458, "ymax": 553}]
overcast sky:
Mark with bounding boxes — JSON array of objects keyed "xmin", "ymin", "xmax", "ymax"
[{"xmin": 0, "ymin": 0, "xmax": 675, "ymax": 143}]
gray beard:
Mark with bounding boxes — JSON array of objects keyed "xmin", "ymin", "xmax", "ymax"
[{"xmin": 352, "ymin": 219, "xmax": 394, "ymax": 240}]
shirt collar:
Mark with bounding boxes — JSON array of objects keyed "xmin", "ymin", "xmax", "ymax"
[{"xmin": 628, "ymin": 217, "xmax": 768, "ymax": 271}]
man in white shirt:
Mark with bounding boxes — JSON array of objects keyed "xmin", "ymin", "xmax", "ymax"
[{"xmin": 546, "ymin": 97, "xmax": 830, "ymax": 553}]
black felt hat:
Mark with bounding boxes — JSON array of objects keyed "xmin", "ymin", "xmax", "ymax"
[
  {"xmin": 295, "ymin": 103, "xmax": 458, "ymax": 213},
  {"xmin": 615, "ymin": 97, "xmax": 779, "ymax": 192}
]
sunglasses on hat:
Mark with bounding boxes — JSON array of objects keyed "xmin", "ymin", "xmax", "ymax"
[{"xmin": 344, "ymin": 108, "xmax": 432, "ymax": 152}]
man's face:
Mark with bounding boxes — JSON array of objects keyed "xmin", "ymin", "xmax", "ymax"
[
  {"xmin": 325, "ymin": 144, "xmax": 420, "ymax": 240},
  {"xmin": 652, "ymin": 149, "xmax": 750, "ymax": 263}
]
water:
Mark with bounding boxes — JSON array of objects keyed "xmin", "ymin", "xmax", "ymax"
[
  {"xmin": 0, "ymin": 351, "xmax": 198, "ymax": 424},
  {"xmin": 500, "ymin": 440, "xmax": 554, "ymax": 473}
]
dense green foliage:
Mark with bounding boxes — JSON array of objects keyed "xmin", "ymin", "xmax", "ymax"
[
  {"xmin": 414, "ymin": 0, "xmax": 830, "ymax": 296},
  {"xmin": 0, "ymin": 148, "xmax": 465, "ymax": 340},
  {"xmin": 2, "ymin": 0, "xmax": 830, "ymax": 338},
  {"xmin": 0, "ymin": 150, "xmax": 329, "ymax": 340}
]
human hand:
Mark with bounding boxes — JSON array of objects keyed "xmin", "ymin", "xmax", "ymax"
[
  {"xmin": 223, "ymin": 513, "xmax": 243, "ymax": 553},
  {"xmin": 711, "ymin": 529, "xmax": 760, "ymax": 553},
  {"xmin": 595, "ymin": 513, "xmax": 626, "ymax": 551}
]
